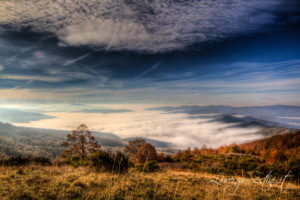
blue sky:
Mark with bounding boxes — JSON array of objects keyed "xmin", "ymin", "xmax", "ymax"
[{"xmin": 0, "ymin": 0, "xmax": 299, "ymax": 131}]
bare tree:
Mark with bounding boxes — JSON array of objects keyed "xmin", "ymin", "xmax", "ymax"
[{"xmin": 61, "ymin": 124, "xmax": 101, "ymax": 159}]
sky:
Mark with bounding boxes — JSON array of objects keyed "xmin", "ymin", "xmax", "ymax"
[{"xmin": 0, "ymin": 0, "xmax": 300, "ymax": 148}]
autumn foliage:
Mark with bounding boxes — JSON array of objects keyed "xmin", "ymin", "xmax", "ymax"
[
  {"xmin": 135, "ymin": 143, "xmax": 158, "ymax": 163},
  {"xmin": 167, "ymin": 131, "xmax": 300, "ymax": 180}
]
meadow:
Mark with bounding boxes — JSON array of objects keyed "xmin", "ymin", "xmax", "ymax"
[{"xmin": 0, "ymin": 166, "xmax": 299, "ymax": 200}]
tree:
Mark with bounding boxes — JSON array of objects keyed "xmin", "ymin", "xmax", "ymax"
[
  {"xmin": 124, "ymin": 138, "xmax": 145, "ymax": 157},
  {"xmin": 61, "ymin": 124, "xmax": 101, "ymax": 160},
  {"xmin": 181, "ymin": 147, "xmax": 193, "ymax": 162},
  {"xmin": 230, "ymin": 144, "xmax": 240, "ymax": 153},
  {"xmin": 136, "ymin": 143, "xmax": 158, "ymax": 163}
]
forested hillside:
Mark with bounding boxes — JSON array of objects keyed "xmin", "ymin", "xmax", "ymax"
[
  {"xmin": 170, "ymin": 131, "xmax": 300, "ymax": 180},
  {"xmin": 0, "ymin": 122, "xmax": 175, "ymax": 159}
]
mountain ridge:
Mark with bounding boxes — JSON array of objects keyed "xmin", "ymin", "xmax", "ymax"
[{"xmin": 148, "ymin": 104, "xmax": 300, "ymax": 128}]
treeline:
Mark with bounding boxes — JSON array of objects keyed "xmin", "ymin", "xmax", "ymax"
[{"xmin": 0, "ymin": 156, "xmax": 51, "ymax": 166}]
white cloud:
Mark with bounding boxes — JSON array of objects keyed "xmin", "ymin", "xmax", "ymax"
[
  {"xmin": 13, "ymin": 109, "xmax": 263, "ymax": 149},
  {"xmin": 0, "ymin": 64, "xmax": 4, "ymax": 72},
  {"xmin": 0, "ymin": 0, "xmax": 282, "ymax": 52},
  {"xmin": 3, "ymin": 102, "xmax": 299, "ymax": 149}
]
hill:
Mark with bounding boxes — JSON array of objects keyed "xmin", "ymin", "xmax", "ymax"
[
  {"xmin": 238, "ymin": 130, "xmax": 300, "ymax": 163},
  {"xmin": 0, "ymin": 122, "xmax": 175, "ymax": 159}
]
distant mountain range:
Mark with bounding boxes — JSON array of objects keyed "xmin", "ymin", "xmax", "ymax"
[{"xmin": 149, "ymin": 105, "xmax": 300, "ymax": 129}]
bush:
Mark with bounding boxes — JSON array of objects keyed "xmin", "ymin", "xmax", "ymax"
[
  {"xmin": 111, "ymin": 151, "xmax": 131, "ymax": 173},
  {"xmin": 31, "ymin": 157, "xmax": 52, "ymax": 166},
  {"xmin": 89, "ymin": 151, "xmax": 111, "ymax": 170},
  {"xmin": 62, "ymin": 156, "xmax": 88, "ymax": 167},
  {"xmin": 2, "ymin": 156, "xmax": 30, "ymax": 166},
  {"xmin": 288, "ymin": 158, "xmax": 300, "ymax": 180},
  {"xmin": 89, "ymin": 151, "xmax": 130, "ymax": 173},
  {"xmin": 254, "ymin": 164, "xmax": 272, "ymax": 177},
  {"xmin": 135, "ymin": 160, "xmax": 160, "ymax": 173}
]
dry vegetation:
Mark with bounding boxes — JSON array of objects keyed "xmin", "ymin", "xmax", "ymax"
[{"xmin": 0, "ymin": 166, "xmax": 299, "ymax": 200}]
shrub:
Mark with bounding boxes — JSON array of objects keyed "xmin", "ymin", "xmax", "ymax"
[
  {"xmin": 62, "ymin": 156, "xmax": 88, "ymax": 167},
  {"xmin": 31, "ymin": 157, "xmax": 52, "ymax": 165},
  {"xmin": 3, "ymin": 156, "xmax": 30, "ymax": 166},
  {"xmin": 89, "ymin": 151, "xmax": 130, "ymax": 173},
  {"xmin": 164, "ymin": 155, "xmax": 173, "ymax": 163},
  {"xmin": 135, "ymin": 160, "xmax": 160, "ymax": 172},
  {"xmin": 288, "ymin": 158, "xmax": 300, "ymax": 180},
  {"xmin": 254, "ymin": 164, "xmax": 272, "ymax": 177},
  {"xmin": 111, "ymin": 151, "xmax": 131, "ymax": 173},
  {"xmin": 89, "ymin": 151, "xmax": 111, "ymax": 170}
]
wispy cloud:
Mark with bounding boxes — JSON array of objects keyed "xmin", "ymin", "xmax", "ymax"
[{"xmin": 0, "ymin": 0, "xmax": 290, "ymax": 52}]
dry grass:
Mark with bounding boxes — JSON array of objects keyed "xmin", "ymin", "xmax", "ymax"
[{"xmin": 0, "ymin": 166, "xmax": 299, "ymax": 200}]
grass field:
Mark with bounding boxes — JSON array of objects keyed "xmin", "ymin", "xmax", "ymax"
[{"xmin": 0, "ymin": 166, "xmax": 299, "ymax": 200}]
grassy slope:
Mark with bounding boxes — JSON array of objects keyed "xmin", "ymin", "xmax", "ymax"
[{"xmin": 0, "ymin": 166, "xmax": 299, "ymax": 200}]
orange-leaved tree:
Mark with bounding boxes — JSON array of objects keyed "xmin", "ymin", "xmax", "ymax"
[
  {"xmin": 135, "ymin": 143, "xmax": 158, "ymax": 163},
  {"xmin": 124, "ymin": 138, "xmax": 145, "ymax": 157}
]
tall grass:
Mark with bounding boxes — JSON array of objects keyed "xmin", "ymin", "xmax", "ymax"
[{"xmin": 0, "ymin": 166, "xmax": 299, "ymax": 200}]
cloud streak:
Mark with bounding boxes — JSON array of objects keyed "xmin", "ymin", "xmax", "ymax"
[
  {"xmin": 61, "ymin": 52, "xmax": 92, "ymax": 67},
  {"xmin": 136, "ymin": 61, "xmax": 162, "ymax": 77}
]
